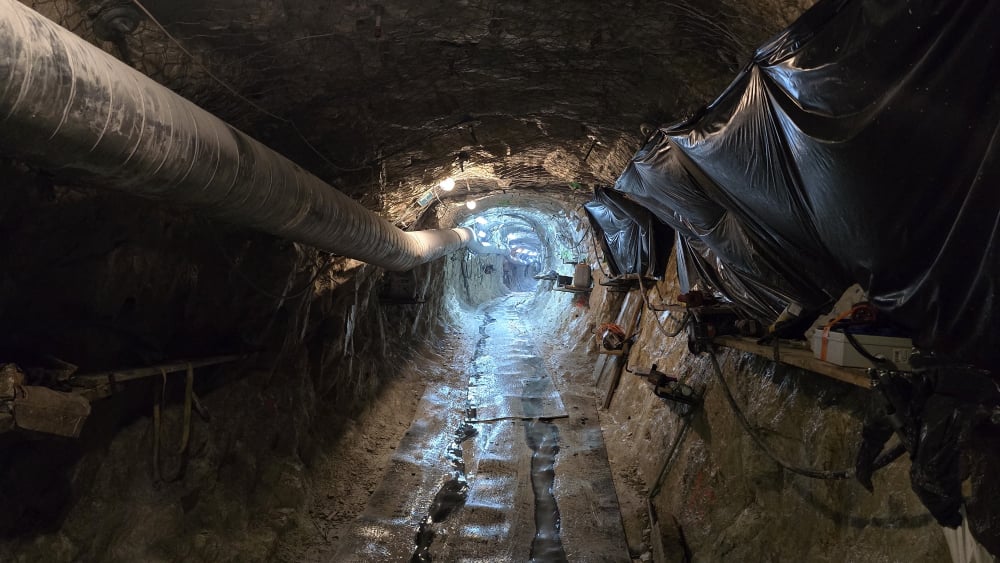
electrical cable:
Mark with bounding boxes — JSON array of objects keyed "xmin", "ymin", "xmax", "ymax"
[
  {"xmin": 588, "ymin": 225, "xmax": 612, "ymax": 279},
  {"xmin": 633, "ymin": 244, "xmax": 672, "ymax": 311},
  {"xmin": 129, "ymin": 0, "xmax": 370, "ymax": 173},
  {"xmin": 707, "ymin": 351, "xmax": 904, "ymax": 480},
  {"xmin": 635, "ymin": 251, "xmax": 690, "ymax": 339},
  {"xmin": 845, "ymin": 331, "xmax": 898, "ymax": 370},
  {"xmin": 205, "ymin": 222, "xmax": 334, "ymax": 301},
  {"xmin": 648, "ymin": 415, "xmax": 695, "ymax": 500}
]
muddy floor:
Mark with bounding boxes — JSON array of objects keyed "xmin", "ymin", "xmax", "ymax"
[{"xmin": 286, "ymin": 294, "xmax": 629, "ymax": 561}]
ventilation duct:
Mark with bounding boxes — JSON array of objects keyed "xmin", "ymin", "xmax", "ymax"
[{"xmin": 0, "ymin": 1, "xmax": 471, "ymax": 271}]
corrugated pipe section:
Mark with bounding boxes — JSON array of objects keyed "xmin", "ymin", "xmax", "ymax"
[{"xmin": 0, "ymin": 1, "xmax": 471, "ymax": 271}]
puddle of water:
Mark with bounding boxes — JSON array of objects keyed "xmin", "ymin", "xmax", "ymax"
[
  {"xmin": 467, "ymin": 303, "xmax": 567, "ymax": 422},
  {"xmin": 497, "ymin": 299, "xmax": 569, "ymax": 562},
  {"xmin": 412, "ymin": 297, "xmax": 568, "ymax": 562},
  {"xmin": 409, "ymin": 420, "xmax": 478, "ymax": 561},
  {"xmin": 524, "ymin": 414, "xmax": 568, "ymax": 562}
]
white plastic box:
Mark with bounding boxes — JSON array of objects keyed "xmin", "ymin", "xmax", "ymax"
[{"xmin": 811, "ymin": 330, "xmax": 914, "ymax": 370}]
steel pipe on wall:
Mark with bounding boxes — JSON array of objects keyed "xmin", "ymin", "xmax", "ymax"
[{"xmin": 0, "ymin": 0, "xmax": 471, "ymax": 271}]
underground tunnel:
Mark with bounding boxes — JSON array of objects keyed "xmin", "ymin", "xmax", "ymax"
[{"xmin": 2, "ymin": 0, "xmax": 1000, "ymax": 561}]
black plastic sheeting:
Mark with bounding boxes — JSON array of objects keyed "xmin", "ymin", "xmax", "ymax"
[
  {"xmin": 583, "ymin": 187, "xmax": 671, "ymax": 279},
  {"xmin": 857, "ymin": 365, "xmax": 1000, "ymax": 528},
  {"xmin": 614, "ymin": 0, "xmax": 1000, "ymax": 368}
]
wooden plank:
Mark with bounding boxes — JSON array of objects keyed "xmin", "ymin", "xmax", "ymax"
[
  {"xmin": 601, "ymin": 341, "xmax": 630, "ymax": 410},
  {"xmin": 601, "ymin": 294, "xmax": 644, "ymax": 409},
  {"xmin": 591, "ymin": 354, "xmax": 610, "ymax": 387},
  {"xmin": 70, "ymin": 354, "xmax": 247, "ymax": 402},
  {"xmin": 714, "ymin": 336, "xmax": 872, "ymax": 389},
  {"xmin": 554, "ymin": 285, "xmax": 591, "ymax": 293},
  {"xmin": 71, "ymin": 354, "xmax": 246, "ymax": 388},
  {"xmin": 595, "ymin": 293, "xmax": 635, "ymax": 399}
]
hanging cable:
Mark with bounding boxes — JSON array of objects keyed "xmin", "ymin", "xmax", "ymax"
[
  {"xmin": 151, "ymin": 366, "xmax": 194, "ymax": 483},
  {"xmin": 635, "ymin": 248, "xmax": 690, "ymax": 339},
  {"xmin": 648, "ymin": 415, "xmax": 696, "ymax": 500},
  {"xmin": 633, "ymin": 242, "xmax": 673, "ymax": 311},
  {"xmin": 587, "ymin": 226, "xmax": 610, "ymax": 277},
  {"xmin": 204, "ymin": 219, "xmax": 336, "ymax": 301},
  {"xmin": 707, "ymin": 351, "xmax": 904, "ymax": 480},
  {"xmin": 130, "ymin": 0, "xmax": 370, "ymax": 173},
  {"xmin": 637, "ymin": 273, "xmax": 688, "ymax": 333}
]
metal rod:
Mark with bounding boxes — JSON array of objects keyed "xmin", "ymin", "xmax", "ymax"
[{"xmin": 71, "ymin": 354, "xmax": 246, "ymax": 388}]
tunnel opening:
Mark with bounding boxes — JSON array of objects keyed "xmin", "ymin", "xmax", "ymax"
[
  {"xmin": 440, "ymin": 191, "xmax": 590, "ymax": 314},
  {"xmin": 3, "ymin": 0, "xmax": 1000, "ymax": 561}
]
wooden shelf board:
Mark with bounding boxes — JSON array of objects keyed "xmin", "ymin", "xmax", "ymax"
[
  {"xmin": 714, "ymin": 336, "xmax": 871, "ymax": 389},
  {"xmin": 554, "ymin": 285, "xmax": 592, "ymax": 293}
]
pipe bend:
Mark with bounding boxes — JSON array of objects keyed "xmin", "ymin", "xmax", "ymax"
[{"xmin": 465, "ymin": 237, "xmax": 507, "ymax": 256}]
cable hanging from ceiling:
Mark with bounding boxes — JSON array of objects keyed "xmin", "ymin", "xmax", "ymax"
[
  {"xmin": 129, "ymin": 0, "xmax": 371, "ymax": 173},
  {"xmin": 706, "ymin": 351, "xmax": 905, "ymax": 481}
]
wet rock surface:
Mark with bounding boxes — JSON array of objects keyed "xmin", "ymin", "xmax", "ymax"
[
  {"xmin": 17, "ymin": 0, "xmax": 813, "ymax": 217},
  {"xmin": 6, "ymin": 0, "xmax": 1000, "ymax": 560},
  {"xmin": 0, "ymin": 166, "xmax": 456, "ymax": 562},
  {"xmin": 593, "ymin": 254, "xmax": 953, "ymax": 562},
  {"xmin": 332, "ymin": 294, "xmax": 627, "ymax": 561}
]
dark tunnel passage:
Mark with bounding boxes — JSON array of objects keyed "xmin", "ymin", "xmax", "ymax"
[
  {"xmin": 3, "ymin": 0, "xmax": 1000, "ymax": 562},
  {"xmin": 447, "ymin": 198, "xmax": 588, "ymax": 305}
]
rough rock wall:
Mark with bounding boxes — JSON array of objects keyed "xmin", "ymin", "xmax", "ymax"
[
  {"xmin": 444, "ymin": 252, "xmax": 508, "ymax": 310},
  {"xmin": 590, "ymin": 253, "xmax": 951, "ymax": 561},
  {"xmin": 0, "ymin": 164, "xmax": 451, "ymax": 562},
  {"xmin": 16, "ymin": 0, "xmax": 817, "ymax": 209}
]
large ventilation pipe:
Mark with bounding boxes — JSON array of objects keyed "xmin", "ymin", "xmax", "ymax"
[{"xmin": 0, "ymin": 1, "xmax": 471, "ymax": 271}]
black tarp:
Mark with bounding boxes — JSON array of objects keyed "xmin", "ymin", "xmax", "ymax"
[
  {"xmin": 614, "ymin": 0, "xmax": 1000, "ymax": 368},
  {"xmin": 584, "ymin": 187, "xmax": 671, "ymax": 279}
]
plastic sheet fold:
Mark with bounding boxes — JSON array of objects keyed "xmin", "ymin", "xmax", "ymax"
[
  {"xmin": 583, "ymin": 187, "xmax": 671, "ymax": 279},
  {"xmin": 614, "ymin": 0, "xmax": 1000, "ymax": 368}
]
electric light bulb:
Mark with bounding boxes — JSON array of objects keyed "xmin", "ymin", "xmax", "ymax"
[
  {"xmin": 439, "ymin": 177, "xmax": 456, "ymax": 191},
  {"xmin": 466, "ymin": 199, "xmax": 476, "ymax": 210}
]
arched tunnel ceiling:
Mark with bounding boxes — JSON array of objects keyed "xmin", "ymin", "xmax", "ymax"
[
  {"xmin": 26, "ymin": 0, "xmax": 814, "ymax": 220},
  {"xmin": 446, "ymin": 191, "xmax": 589, "ymax": 263}
]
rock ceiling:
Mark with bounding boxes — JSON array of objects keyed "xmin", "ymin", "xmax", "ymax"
[{"xmin": 25, "ymin": 0, "xmax": 811, "ymax": 219}]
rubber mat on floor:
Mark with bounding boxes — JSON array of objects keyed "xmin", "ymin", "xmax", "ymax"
[{"xmin": 467, "ymin": 307, "xmax": 567, "ymax": 422}]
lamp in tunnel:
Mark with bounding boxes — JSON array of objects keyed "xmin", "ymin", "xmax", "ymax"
[
  {"xmin": 466, "ymin": 199, "xmax": 477, "ymax": 210},
  {"xmin": 475, "ymin": 216, "xmax": 488, "ymax": 225},
  {"xmin": 439, "ymin": 177, "xmax": 456, "ymax": 191},
  {"xmin": 477, "ymin": 230, "xmax": 487, "ymax": 238}
]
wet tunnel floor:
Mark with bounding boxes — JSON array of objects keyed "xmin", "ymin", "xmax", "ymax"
[{"xmin": 332, "ymin": 295, "xmax": 629, "ymax": 562}]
